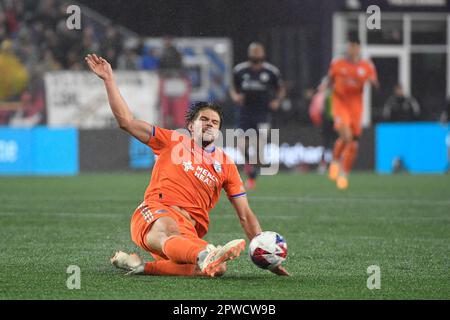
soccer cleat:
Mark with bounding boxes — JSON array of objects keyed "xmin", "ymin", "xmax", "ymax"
[
  {"xmin": 111, "ymin": 251, "xmax": 145, "ymax": 275},
  {"xmin": 193, "ymin": 244, "xmax": 227, "ymax": 277},
  {"xmin": 336, "ymin": 174, "xmax": 348, "ymax": 190},
  {"xmin": 328, "ymin": 161, "xmax": 340, "ymax": 181},
  {"xmin": 198, "ymin": 239, "xmax": 246, "ymax": 277}
]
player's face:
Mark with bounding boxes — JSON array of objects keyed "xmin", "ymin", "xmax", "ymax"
[
  {"xmin": 248, "ymin": 45, "xmax": 265, "ymax": 64},
  {"xmin": 347, "ymin": 42, "xmax": 360, "ymax": 59},
  {"xmin": 395, "ymin": 86, "xmax": 404, "ymax": 96},
  {"xmin": 190, "ymin": 109, "xmax": 221, "ymax": 144}
]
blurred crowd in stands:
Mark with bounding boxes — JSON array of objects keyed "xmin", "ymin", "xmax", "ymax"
[
  {"xmin": 0, "ymin": 0, "xmax": 184, "ymax": 124},
  {"xmin": 0, "ymin": 0, "xmax": 444, "ymax": 127},
  {"xmin": 0, "ymin": 0, "xmax": 182, "ymax": 75}
]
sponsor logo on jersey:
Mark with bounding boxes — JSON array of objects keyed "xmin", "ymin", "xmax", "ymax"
[
  {"xmin": 260, "ymin": 72, "xmax": 270, "ymax": 82},
  {"xmin": 357, "ymin": 67, "xmax": 366, "ymax": 76},
  {"xmin": 182, "ymin": 161, "xmax": 194, "ymax": 172},
  {"xmin": 213, "ymin": 161, "xmax": 222, "ymax": 173},
  {"xmin": 193, "ymin": 165, "xmax": 219, "ymax": 187}
]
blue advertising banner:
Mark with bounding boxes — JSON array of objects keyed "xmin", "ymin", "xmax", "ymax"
[
  {"xmin": 0, "ymin": 128, "xmax": 33, "ymax": 174},
  {"xmin": 129, "ymin": 137, "xmax": 155, "ymax": 169},
  {"xmin": 0, "ymin": 126, "xmax": 78, "ymax": 175},
  {"xmin": 376, "ymin": 123, "xmax": 449, "ymax": 174}
]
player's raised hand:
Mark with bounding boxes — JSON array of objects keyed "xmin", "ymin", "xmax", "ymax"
[
  {"xmin": 85, "ymin": 54, "xmax": 113, "ymax": 81},
  {"xmin": 270, "ymin": 264, "xmax": 290, "ymax": 276}
]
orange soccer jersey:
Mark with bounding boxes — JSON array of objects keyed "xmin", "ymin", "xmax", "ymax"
[
  {"xmin": 328, "ymin": 58, "xmax": 377, "ymax": 136},
  {"xmin": 141, "ymin": 126, "xmax": 246, "ymax": 239}
]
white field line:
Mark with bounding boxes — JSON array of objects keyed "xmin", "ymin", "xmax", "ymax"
[
  {"xmin": 0, "ymin": 196, "xmax": 448, "ymax": 218},
  {"xmin": 249, "ymin": 196, "xmax": 450, "ymax": 206},
  {"xmin": 1, "ymin": 195, "xmax": 449, "ymax": 206},
  {"xmin": 0, "ymin": 211, "xmax": 449, "ymax": 222}
]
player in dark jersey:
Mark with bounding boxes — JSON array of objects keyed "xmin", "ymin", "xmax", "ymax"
[{"xmin": 230, "ymin": 42, "xmax": 286, "ymax": 189}]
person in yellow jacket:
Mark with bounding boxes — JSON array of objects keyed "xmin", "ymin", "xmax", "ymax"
[{"xmin": 0, "ymin": 39, "xmax": 29, "ymax": 101}]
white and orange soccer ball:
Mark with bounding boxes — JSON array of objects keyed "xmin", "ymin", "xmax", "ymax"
[{"xmin": 249, "ymin": 231, "xmax": 288, "ymax": 270}]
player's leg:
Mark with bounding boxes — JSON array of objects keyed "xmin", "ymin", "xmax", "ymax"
[
  {"xmin": 253, "ymin": 121, "xmax": 270, "ymax": 183},
  {"xmin": 237, "ymin": 112, "xmax": 258, "ymax": 188},
  {"xmin": 337, "ymin": 137, "xmax": 358, "ymax": 189},
  {"xmin": 337, "ymin": 100, "xmax": 362, "ymax": 189},
  {"xmin": 112, "ymin": 247, "xmax": 227, "ymax": 277},
  {"xmin": 238, "ymin": 134, "xmax": 258, "ymax": 186},
  {"xmin": 145, "ymin": 216, "xmax": 205, "ymax": 265},
  {"xmin": 144, "ymin": 258, "xmax": 227, "ymax": 277},
  {"xmin": 111, "ymin": 251, "xmax": 226, "ymax": 277},
  {"xmin": 153, "ymin": 218, "xmax": 245, "ymax": 277},
  {"xmin": 242, "ymin": 123, "xmax": 266, "ymax": 190},
  {"xmin": 329, "ymin": 96, "xmax": 352, "ymax": 180},
  {"xmin": 118, "ymin": 202, "xmax": 207, "ymax": 276},
  {"xmin": 243, "ymin": 117, "xmax": 270, "ymax": 190},
  {"xmin": 123, "ymin": 202, "xmax": 243, "ymax": 277}
]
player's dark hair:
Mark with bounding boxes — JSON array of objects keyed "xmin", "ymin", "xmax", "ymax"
[
  {"xmin": 185, "ymin": 101, "xmax": 224, "ymax": 129},
  {"xmin": 348, "ymin": 34, "xmax": 361, "ymax": 45}
]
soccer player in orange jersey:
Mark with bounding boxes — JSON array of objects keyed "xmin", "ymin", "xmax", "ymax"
[
  {"xmin": 321, "ymin": 38, "xmax": 379, "ymax": 189},
  {"xmin": 85, "ymin": 54, "xmax": 289, "ymax": 277}
]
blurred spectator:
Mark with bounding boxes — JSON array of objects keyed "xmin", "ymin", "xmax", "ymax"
[
  {"xmin": 104, "ymin": 47, "xmax": 118, "ymax": 68},
  {"xmin": 81, "ymin": 25, "xmax": 101, "ymax": 57},
  {"xmin": 318, "ymin": 90, "xmax": 337, "ymax": 174},
  {"xmin": 439, "ymin": 98, "xmax": 450, "ymax": 124},
  {"xmin": 9, "ymin": 77, "xmax": 45, "ymax": 126},
  {"xmin": 3, "ymin": 0, "xmax": 21, "ymax": 35},
  {"xmin": 38, "ymin": 0, "xmax": 61, "ymax": 29},
  {"xmin": 118, "ymin": 47, "xmax": 140, "ymax": 70},
  {"xmin": 159, "ymin": 37, "xmax": 182, "ymax": 75},
  {"xmin": 296, "ymin": 87, "xmax": 314, "ymax": 124},
  {"xmin": 382, "ymin": 84, "xmax": 421, "ymax": 122},
  {"xmin": 0, "ymin": 9, "xmax": 6, "ymax": 41},
  {"xmin": 0, "ymin": 0, "xmax": 162, "ymax": 125},
  {"xmin": 67, "ymin": 48, "xmax": 83, "ymax": 70},
  {"xmin": 139, "ymin": 46, "xmax": 159, "ymax": 71},
  {"xmin": 34, "ymin": 48, "xmax": 61, "ymax": 76},
  {"xmin": 0, "ymin": 39, "xmax": 29, "ymax": 100},
  {"xmin": 100, "ymin": 23, "xmax": 122, "ymax": 68},
  {"xmin": 102, "ymin": 23, "xmax": 123, "ymax": 52}
]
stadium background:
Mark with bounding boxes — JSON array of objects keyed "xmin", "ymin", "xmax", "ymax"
[
  {"xmin": 0, "ymin": 0, "xmax": 449, "ymax": 301},
  {"xmin": 1, "ymin": 0, "xmax": 448, "ymax": 174}
]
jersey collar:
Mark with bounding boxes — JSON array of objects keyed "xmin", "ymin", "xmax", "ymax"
[{"xmin": 191, "ymin": 139, "xmax": 216, "ymax": 154}]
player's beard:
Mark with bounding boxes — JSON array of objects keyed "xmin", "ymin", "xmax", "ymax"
[
  {"xmin": 201, "ymin": 128, "xmax": 217, "ymax": 148},
  {"xmin": 192, "ymin": 123, "xmax": 217, "ymax": 148}
]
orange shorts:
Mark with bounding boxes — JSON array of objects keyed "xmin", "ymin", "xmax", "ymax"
[
  {"xmin": 130, "ymin": 200, "xmax": 208, "ymax": 261},
  {"xmin": 331, "ymin": 93, "xmax": 363, "ymax": 137}
]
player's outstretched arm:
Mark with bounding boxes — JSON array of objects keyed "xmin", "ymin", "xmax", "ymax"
[
  {"xmin": 85, "ymin": 54, "xmax": 152, "ymax": 144},
  {"xmin": 230, "ymin": 196, "xmax": 262, "ymax": 240},
  {"xmin": 230, "ymin": 196, "xmax": 290, "ymax": 276}
]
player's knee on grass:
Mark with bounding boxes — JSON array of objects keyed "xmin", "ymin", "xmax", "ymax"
[{"xmin": 145, "ymin": 216, "xmax": 180, "ymax": 254}]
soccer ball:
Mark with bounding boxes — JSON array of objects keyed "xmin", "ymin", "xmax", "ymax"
[{"xmin": 249, "ymin": 231, "xmax": 287, "ymax": 270}]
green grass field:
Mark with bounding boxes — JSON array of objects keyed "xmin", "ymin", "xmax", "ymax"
[{"xmin": 0, "ymin": 172, "xmax": 449, "ymax": 299}]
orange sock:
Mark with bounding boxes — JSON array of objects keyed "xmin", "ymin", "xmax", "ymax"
[
  {"xmin": 342, "ymin": 140, "xmax": 359, "ymax": 174},
  {"xmin": 162, "ymin": 235, "xmax": 206, "ymax": 265},
  {"xmin": 144, "ymin": 260, "xmax": 196, "ymax": 276},
  {"xmin": 332, "ymin": 138, "xmax": 346, "ymax": 161}
]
